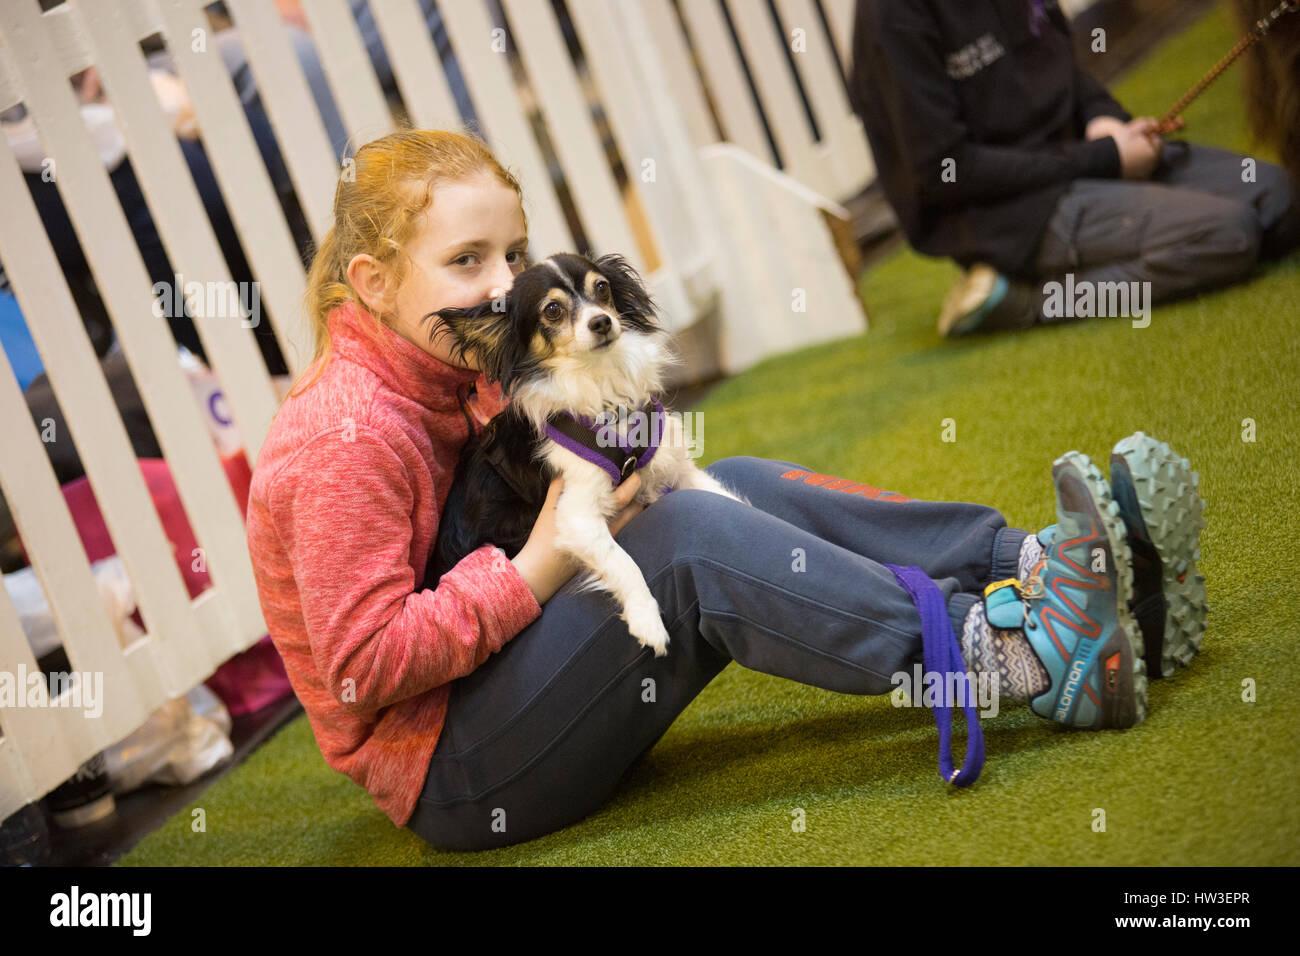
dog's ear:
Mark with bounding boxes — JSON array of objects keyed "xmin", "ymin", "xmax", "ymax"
[
  {"xmin": 594, "ymin": 254, "xmax": 659, "ymax": 333},
  {"xmin": 424, "ymin": 293, "xmax": 528, "ymax": 393}
]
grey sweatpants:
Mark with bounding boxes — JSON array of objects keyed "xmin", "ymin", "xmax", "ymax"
[
  {"xmin": 1030, "ymin": 142, "xmax": 1297, "ymax": 312},
  {"xmin": 405, "ymin": 455, "xmax": 1028, "ymax": 851}
]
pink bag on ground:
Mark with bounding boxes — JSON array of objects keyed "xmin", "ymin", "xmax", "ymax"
[{"xmin": 17, "ymin": 451, "xmax": 292, "ymax": 718}]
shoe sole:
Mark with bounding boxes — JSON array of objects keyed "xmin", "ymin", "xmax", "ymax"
[
  {"xmin": 1110, "ymin": 433, "xmax": 1208, "ymax": 677},
  {"xmin": 1049, "ymin": 452, "xmax": 1148, "ymax": 728},
  {"xmin": 937, "ymin": 266, "xmax": 999, "ymax": 337}
]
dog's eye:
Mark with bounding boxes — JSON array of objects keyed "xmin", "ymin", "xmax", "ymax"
[
  {"xmin": 543, "ymin": 301, "xmax": 564, "ymax": 321},
  {"xmin": 594, "ymin": 280, "xmax": 610, "ymax": 300}
]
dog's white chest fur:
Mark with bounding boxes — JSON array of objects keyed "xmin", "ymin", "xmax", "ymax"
[{"xmin": 539, "ymin": 405, "xmax": 749, "ymax": 656}]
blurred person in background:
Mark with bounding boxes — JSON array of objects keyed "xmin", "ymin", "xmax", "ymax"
[{"xmin": 847, "ymin": 0, "xmax": 1300, "ymax": 336}]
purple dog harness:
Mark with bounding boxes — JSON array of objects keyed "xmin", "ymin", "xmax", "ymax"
[{"xmin": 544, "ymin": 395, "xmax": 667, "ymax": 487}]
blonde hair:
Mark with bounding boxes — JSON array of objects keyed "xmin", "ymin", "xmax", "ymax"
[{"xmin": 287, "ymin": 128, "xmax": 527, "ymax": 400}]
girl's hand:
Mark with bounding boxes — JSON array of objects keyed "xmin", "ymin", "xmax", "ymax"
[
  {"xmin": 510, "ymin": 473, "xmax": 645, "ymax": 605},
  {"xmin": 607, "ymin": 474, "xmax": 647, "ymax": 536}
]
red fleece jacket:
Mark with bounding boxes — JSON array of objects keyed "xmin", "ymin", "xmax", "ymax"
[{"xmin": 245, "ymin": 302, "xmax": 542, "ymax": 827}]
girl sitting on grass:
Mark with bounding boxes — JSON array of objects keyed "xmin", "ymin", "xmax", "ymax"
[{"xmin": 245, "ymin": 128, "xmax": 1207, "ymax": 852}]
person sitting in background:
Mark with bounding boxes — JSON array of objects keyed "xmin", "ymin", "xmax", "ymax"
[{"xmin": 846, "ymin": 0, "xmax": 1300, "ymax": 336}]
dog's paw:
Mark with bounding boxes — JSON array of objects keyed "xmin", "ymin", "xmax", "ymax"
[{"xmin": 625, "ymin": 598, "xmax": 670, "ymax": 657}]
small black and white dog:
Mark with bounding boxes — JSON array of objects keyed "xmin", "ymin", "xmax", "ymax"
[{"xmin": 423, "ymin": 253, "xmax": 748, "ymax": 656}]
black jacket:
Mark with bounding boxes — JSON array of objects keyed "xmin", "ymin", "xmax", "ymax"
[{"xmin": 847, "ymin": 0, "xmax": 1130, "ymax": 278}]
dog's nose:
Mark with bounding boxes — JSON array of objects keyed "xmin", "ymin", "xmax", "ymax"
[{"xmin": 588, "ymin": 314, "xmax": 612, "ymax": 336}]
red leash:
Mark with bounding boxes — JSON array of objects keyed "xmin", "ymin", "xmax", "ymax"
[{"xmin": 1156, "ymin": 0, "xmax": 1300, "ymax": 134}]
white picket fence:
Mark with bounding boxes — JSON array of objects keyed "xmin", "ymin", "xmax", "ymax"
[{"xmin": 0, "ymin": 0, "xmax": 877, "ymax": 822}]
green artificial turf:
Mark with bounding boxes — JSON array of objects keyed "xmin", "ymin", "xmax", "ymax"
[{"xmin": 120, "ymin": 5, "xmax": 1299, "ymax": 866}]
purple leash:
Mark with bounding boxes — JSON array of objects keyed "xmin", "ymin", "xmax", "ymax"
[{"xmin": 884, "ymin": 565, "xmax": 985, "ymax": 787}]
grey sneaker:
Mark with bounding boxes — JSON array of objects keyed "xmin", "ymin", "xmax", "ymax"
[
  {"xmin": 1036, "ymin": 434, "xmax": 1209, "ymax": 681},
  {"xmin": 1108, "ymin": 432, "xmax": 1208, "ymax": 678}
]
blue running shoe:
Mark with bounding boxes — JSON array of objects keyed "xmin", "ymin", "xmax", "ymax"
[
  {"xmin": 1109, "ymin": 432, "xmax": 1208, "ymax": 678},
  {"xmin": 1021, "ymin": 452, "xmax": 1148, "ymax": 729}
]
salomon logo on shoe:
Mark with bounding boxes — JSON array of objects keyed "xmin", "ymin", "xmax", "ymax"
[{"xmin": 1056, "ymin": 656, "xmax": 1090, "ymax": 722}]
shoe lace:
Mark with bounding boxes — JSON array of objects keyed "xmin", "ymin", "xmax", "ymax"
[{"xmin": 1020, "ymin": 557, "xmax": 1048, "ymax": 604}]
